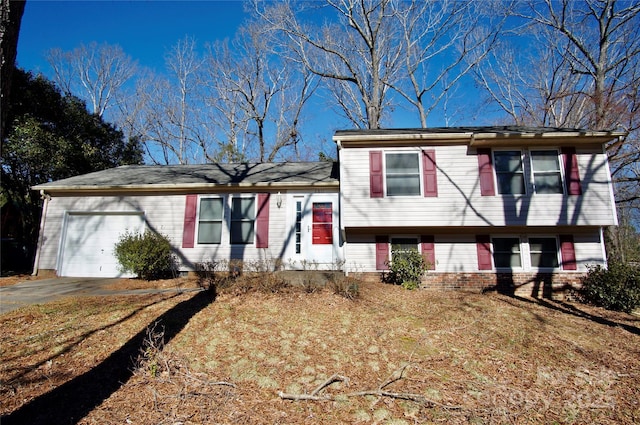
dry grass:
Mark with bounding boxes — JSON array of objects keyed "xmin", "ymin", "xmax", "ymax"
[{"xmin": 1, "ymin": 279, "xmax": 639, "ymax": 424}]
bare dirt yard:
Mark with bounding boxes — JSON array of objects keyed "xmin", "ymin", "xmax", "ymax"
[{"xmin": 1, "ymin": 276, "xmax": 638, "ymax": 424}]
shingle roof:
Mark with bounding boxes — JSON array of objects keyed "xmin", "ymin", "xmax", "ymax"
[
  {"xmin": 33, "ymin": 162, "xmax": 339, "ymax": 192},
  {"xmin": 333, "ymin": 126, "xmax": 619, "ymax": 136}
]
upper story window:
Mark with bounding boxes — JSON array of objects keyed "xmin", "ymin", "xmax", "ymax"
[
  {"xmin": 197, "ymin": 197, "xmax": 224, "ymax": 244},
  {"xmin": 231, "ymin": 197, "xmax": 255, "ymax": 244},
  {"xmin": 493, "ymin": 150, "xmax": 525, "ymax": 195},
  {"xmin": 385, "ymin": 153, "xmax": 421, "ymax": 196},
  {"xmin": 492, "ymin": 237, "xmax": 522, "ymax": 268},
  {"xmin": 531, "ymin": 150, "xmax": 563, "ymax": 194}
]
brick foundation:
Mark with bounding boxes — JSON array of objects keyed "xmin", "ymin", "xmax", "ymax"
[{"xmin": 357, "ymin": 271, "xmax": 585, "ymax": 300}]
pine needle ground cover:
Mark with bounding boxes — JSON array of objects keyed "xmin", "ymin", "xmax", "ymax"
[{"xmin": 1, "ymin": 279, "xmax": 638, "ymax": 424}]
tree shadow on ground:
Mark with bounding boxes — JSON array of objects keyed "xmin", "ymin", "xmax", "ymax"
[
  {"xmin": 2, "ymin": 289, "xmax": 215, "ymax": 425},
  {"xmin": 485, "ymin": 273, "xmax": 640, "ymax": 336}
]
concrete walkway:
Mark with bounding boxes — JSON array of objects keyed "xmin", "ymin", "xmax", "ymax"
[{"xmin": 0, "ymin": 277, "xmax": 201, "ymax": 314}]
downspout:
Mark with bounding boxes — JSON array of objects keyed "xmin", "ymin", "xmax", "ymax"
[{"xmin": 32, "ymin": 190, "xmax": 50, "ymax": 276}]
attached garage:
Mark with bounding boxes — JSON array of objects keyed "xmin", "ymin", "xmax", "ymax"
[{"xmin": 58, "ymin": 212, "xmax": 145, "ymax": 277}]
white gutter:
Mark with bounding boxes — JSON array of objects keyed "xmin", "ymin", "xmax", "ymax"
[{"xmin": 32, "ymin": 190, "xmax": 50, "ymax": 276}]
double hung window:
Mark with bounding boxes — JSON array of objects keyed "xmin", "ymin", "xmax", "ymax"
[
  {"xmin": 529, "ymin": 237, "xmax": 559, "ymax": 268},
  {"xmin": 197, "ymin": 198, "xmax": 224, "ymax": 244},
  {"xmin": 230, "ymin": 197, "xmax": 256, "ymax": 244},
  {"xmin": 390, "ymin": 237, "xmax": 419, "ymax": 262},
  {"xmin": 492, "ymin": 237, "xmax": 522, "ymax": 268},
  {"xmin": 385, "ymin": 153, "xmax": 421, "ymax": 196},
  {"xmin": 531, "ymin": 150, "xmax": 563, "ymax": 194},
  {"xmin": 493, "ymin": 151, "xmax": 525, "ymax": 195}
]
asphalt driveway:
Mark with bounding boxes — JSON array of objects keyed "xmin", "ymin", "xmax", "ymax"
[{"xmin": 0, "ymin": 277, "xmax": 201, "ymax": 314}]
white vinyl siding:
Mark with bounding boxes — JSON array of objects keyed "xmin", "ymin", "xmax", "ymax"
[
  {"xmin": 35, "ymin": 192, "xmax": 301, "ymax": 274},
  {"xmin": 342, "ymin": 230, "xmax": 604, "ymax": 274},
  {"xmin": 338, "ymin": 145, "xmax": 616, "ymax": 228}
]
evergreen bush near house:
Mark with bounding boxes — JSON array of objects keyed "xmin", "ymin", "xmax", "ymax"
[
  {"xmin": 579, "ymin": 262, "xmax": 640, "ymax": 313},
  {"xmin": 114, "ymin": 230, "xmax": 176, "ymax": 280},
  {"xmin": 384, "ymin": 250, "xmax": 428, "ymax": 290}
]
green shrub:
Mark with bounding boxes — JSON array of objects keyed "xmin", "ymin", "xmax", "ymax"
[
  {"xmin": 114, "ymin": 230, "xmax": 177, "ymax": 280},
  {"xmin": 579, "ymin": 262, "xmax": 640, "ymax": 313},
  {"xmin": 384, "ymin": 250, "xmax": 428, "ymax": 289}
]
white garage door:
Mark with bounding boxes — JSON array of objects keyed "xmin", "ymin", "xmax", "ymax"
[{"xmin": 59, "ymin": 213, "xmax": 145, "ymax": 277}]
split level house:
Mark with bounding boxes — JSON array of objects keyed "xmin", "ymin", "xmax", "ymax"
[{"xmin": 32, "ymin": 127, "xmax": 623, "ymax": 296}]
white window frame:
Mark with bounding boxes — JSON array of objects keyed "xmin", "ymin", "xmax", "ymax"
[
  {"xmin": 196, "ymin": 196, "xmax": 225, "ymax": 245},
  {"xmin": 527, "ymin": 235, "xmax": 561, "ymax": 270},
  {"xmin": 493, "ymin": 149, "xmax": 526, "ymax": 195},
  {"xmin": 529, "ymin": 148, "xmax": 565, "ymax": 194},
  {"xmin": 389, "ymin": 236, "xmax": 420, "ymax": 262},
  {"xmin": 384, "ymin": 152, "xmax": 422, "ymax": 197},
  {"xmin": 230, "ymin": 195, "xmax": 256, "ymax": 245},
  {"xmin": 491, "ymin": 236, "xmax": 524, "ymax": 270}
]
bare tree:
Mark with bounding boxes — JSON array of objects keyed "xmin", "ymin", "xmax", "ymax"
[
  {"xmin": 255, "ymin": 0, "xmax": 403, "ymax": 129},
  {"xmin": 46, "ymin": 42, "xmax": 137, "ymax": 118},
  {"xmin": 204, "ymin": 21, "xmax": 317, "ymax": 162},
  {"xmin": 476, "ymin": 0, "xmax": 640, "ymax": 211},
  {"xmin": 122, "ymin": 37, "xmax": 209, "ymax": 165},
  {"xmin": 391, "ymin": 0, "xmax": 506, "ymax": 127}
]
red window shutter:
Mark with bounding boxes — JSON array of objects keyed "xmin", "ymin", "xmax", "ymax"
[
  {"xmin": 370, "ymin": 150, "xmax": 384, "ymax": 198},
  {"xmin": 476, "ymin": 235, "xmax": 493, "ymax": 270},
  {"xmin": 477, "ymin": 148, "xmax": 495, "ymax": 196},
  {"xmin": 560, "ymin": 234, "xmax": 577, "ymax": 270},
  {"xmin": 375, "ymin": 235, "xmax": 389, "ymax": 270},
  {"xmin": 421, "ymin": 235, "xmax": 435, "ymax": 270},
  {"xmin": 182, "ymin": 194, "xmax": 198, "ymax": 248},
  {"xmin": 422, "ymin": 150, "xmax": 438, "ymax": 197},
  {"xmin": 562, "ymin": 147, "xmax": 582, "ymax": 195},
  {"xmin": 256, "ymin": 193, "xmax": 270, "ymax": 248}
]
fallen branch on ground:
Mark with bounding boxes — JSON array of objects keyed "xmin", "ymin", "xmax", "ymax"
[{"xmin": 278, "ymin": 366, "xmax": 461, "ymax": 410}]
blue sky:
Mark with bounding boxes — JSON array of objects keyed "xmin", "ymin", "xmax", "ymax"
[
  {"xmin": 17, "ymin": 0, "xmax": 248, "ymax": 74},
  {"xmin": 15, "ymin": 0, "xmax": 494, "ymax": 157}
]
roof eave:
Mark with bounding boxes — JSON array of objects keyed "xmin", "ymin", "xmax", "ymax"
[
  {"xmin": 33, "ymin": 181, "xmax": 340, "ymax": 195},
  {"xmin": 333, "ymin": 130, "xmax": 626, "ymax": 147},
  {"xmin": 470, "ymin": 131, "xmax": 627, "ymax": 147}
]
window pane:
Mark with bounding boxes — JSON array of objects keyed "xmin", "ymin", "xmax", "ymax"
[
  {"xmin": 494, "ymin": 253, "xmax": 522, "ymax": 268},
  {"xmin": 492, "ymin": 237, "xmax": 521, "ymax": 268},
  {"xmin": 494, "ymin": 151, "xmax": 523, "ymax": 172},
  {"xmin": 387, "ymin": 175, "xmax": 421, "ymax": 196},
  {"xmin": 198, "ymin": 222, "xmax": 222, "ymax": 244},
  {"xmin": 534, "ymin": 174, "xmax": 563, "ymax": 194},
  {"xmin": 497, "ymin": 174, "xmax": 525, "ymax": 195},
  {"xmin": 387, "ymin": 153, "xmax": 419, "ymax": 172},
  {"xmin": 532, "ymin": 151, "xmax": 560, "ymax": 172},
  {"xmin": 231, "ymin": 198, "xmax": 255, "ymax": 220},
  {"xmin": 231, "ymin": 222, "xmax": 254, "ymax": 244},
  {"xmin": 200, "ymin": 198, "xmax": 223, "ymax": 219}
]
